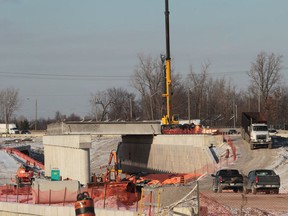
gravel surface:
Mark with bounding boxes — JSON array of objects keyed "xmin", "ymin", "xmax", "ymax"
[
  {"xmin": 199, "ymin": 134, "xmax": 288, "ymax": 215},
  {"xmin": 0, "ymin": 150, "xmax": 19, "ymax": 185}
]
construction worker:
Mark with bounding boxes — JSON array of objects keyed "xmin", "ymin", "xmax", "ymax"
[{"xmin": 225, "ymin": 148, "xmax": 230, "ymax": 158}]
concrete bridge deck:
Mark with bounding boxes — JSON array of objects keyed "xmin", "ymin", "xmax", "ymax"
[{"xmin": 47, "ymin": 121, "xmax": 162, "ymax": 135}]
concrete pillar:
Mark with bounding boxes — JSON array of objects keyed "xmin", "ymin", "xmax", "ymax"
[{"xmin": 43, "ymin": 135, "xmax": 91, "ymax": 184}]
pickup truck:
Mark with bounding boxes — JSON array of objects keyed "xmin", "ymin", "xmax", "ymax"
[
  {"xmin": 243, "ymin": 169, "xmax": 280, "ymax": 194},
  {"xmin": 211, "ymin": 169, "xmax": 244, "ymax": 193}
]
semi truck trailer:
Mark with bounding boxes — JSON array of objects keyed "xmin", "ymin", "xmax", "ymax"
[{"xmin": 0, "ymin": 123, "xmax": 19, "ymax": 134}]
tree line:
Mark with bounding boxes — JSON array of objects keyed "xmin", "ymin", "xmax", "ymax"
[{"xmin": 0, "ymin": 52, "xmax": 287, "ymax": 130}]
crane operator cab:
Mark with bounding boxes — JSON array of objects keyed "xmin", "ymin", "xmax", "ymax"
[{"xmin": 161, "ymin": 114, "xmax": 179, "ymax": 125}]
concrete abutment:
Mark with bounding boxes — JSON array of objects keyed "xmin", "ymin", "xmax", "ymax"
[{"xmin": 119, "ymin": 134, "xmax": 222, "ymax": 174}]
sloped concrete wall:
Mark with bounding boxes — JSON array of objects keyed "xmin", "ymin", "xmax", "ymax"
[
  {"xmin": 118, "ymin": 134, "xmax": 222, "ymax": 173},
  {"xmin": 43, "ymin": 135, "xmax": 91, "ymax": 184}
]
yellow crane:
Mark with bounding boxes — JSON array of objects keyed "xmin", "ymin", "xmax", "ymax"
[{"xmin": 161, "ymin": 0, "xmax": 179, "ymax": 126}]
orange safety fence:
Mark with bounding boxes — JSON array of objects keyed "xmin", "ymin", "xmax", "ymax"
[
  {"xmin": 88, "ymin": 182, "xmax": 139, "ymax": 210},
  {"xmin": 161, "ymin": 126, "xmax": 220, "ymax": 135},
  {"xmin": 0, "ymin": 184, "xmax": 78, "ymax": 205},
  {"xmin": 0, "ymin": 183, "xmax": 140, "ymax": 211},
  {"xmin": 2, "ymin": 147, "xmax": 44, "ymax": 170},
  {"xmin": 138, "ymin": 173, "xmax": 201, "ymax": 186},
  {"xmin": 223, "ymin": 135, "xmax": 237, "ymax": 161}
]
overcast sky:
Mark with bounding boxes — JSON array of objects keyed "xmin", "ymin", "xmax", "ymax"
[{"xmin": 0, "ymin": 0, "xmax": 287, "ymax": 119}]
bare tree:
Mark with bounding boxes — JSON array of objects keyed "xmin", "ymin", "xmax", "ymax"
[
  {"xmin": 277, "ymin": 86, "xmax": 288, "ymax": 127},
  {"xmin": 132, "ymin": 54, "xmax": 184, "ymax": 120},
  {"xmin": 132, "ymin": 54, "xmax": 164, "ymax": 120},
  {"xmin": 54, "ymin": 111, "xmax": 66, "ymax": 122},
  {"xmin": 89, "ymin": 91, "xmax": 112, "ymax": 121},
  {"xmin": 89, "ymin": 88, "xmax": 137, "ymax": 121},
  {"xmin": 247, "ymin": 52, "xmax": 283, "ymax": 113},
  {"xmin": 66, "ymin": 113, "xmax": 81, "ymax": 121},
  {"xmin": 188, "ymin": 62, "xmax": 210, "ymax": 119},
  {"xmin": 107, "ymin": 88, "xmax": 136, "ymax": 121},
  {"xmin": 0, "ymin": 88, "xmax": 20, "ymax": 129}
]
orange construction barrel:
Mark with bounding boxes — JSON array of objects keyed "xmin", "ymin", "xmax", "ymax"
[
  {"xmin": 74, "ymin": 192, "xmax": 95, "ymax": 216},
  {"xmin": 180, "ymin": 175, "xmax": 185, "ymax": 185}
]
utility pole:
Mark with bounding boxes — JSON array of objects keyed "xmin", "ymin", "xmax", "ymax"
[
  {"xmin": 188, "ymin": 90, "xmax": 191, "ymax": 124},
  {"xmin": 95, "ymin": 101, "xmax": 98, "ymax": 122},
  {"xmin": 258, "ymin": 87, "xmax": 261, "ymax": 112},
  {"xmin": 35, "ymin": 98, "xmax": 38, "ymax": 130},
  {"xmin": 233, "ymin": 97, "xmax": 236, "ymax": 128},
  {"xmin": 129, "ymin": 97, "xmax": 133, "ymax": 121},
  {"xmin": 5, "ymin": 106, "xmax": 8, "ymax": 136}
]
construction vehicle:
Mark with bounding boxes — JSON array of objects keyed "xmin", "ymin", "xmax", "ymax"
[
  {"xmin": 91, "ymin": 150, "xmax": 121, "ymax": 183},
  {"xmin": 0, "ymin": 123, "xmax": 19, "ymax": 134},
  {"xmin": 160, "ymin": 1, "xmax": 206, "ymax": 135},
  {"xmin": 241, "ymin": 112, "xmax": 272, "ymax": 150},
  {"xmin": 15, "ymin": 164, "xmax": 34, "ymax": 186},
  {"xmin": 104, "ymin": 150, "xmax": 121, "ymax": 182},
  {"xmin": 161, "ymin": 0, "xmax": 179, "ymax": 128}
]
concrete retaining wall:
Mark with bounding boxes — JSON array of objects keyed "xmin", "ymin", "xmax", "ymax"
[
  {"xmin": 31, "ymin": 180, "xmax": 80, "ymax": 204},
  {"xmin": 118, "ymin": 134, "xmax": 222, "ymax": 173},
  {"xmin": 0, "ymin": 202, "xmax": 138, "ymax": 216},
  {"xmin": 43, "ymin": 135, "xmax": 91, "ymax": 184}
]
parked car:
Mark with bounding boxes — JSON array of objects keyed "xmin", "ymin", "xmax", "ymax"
[
  {"xmin": 268, "ymin": 129, "xmax": 278, "ymax": 136},
  {"xmin": 227, "ymin": 129, "xmax": 238, "ymax": 135},
  {"xmin": 243, "ymin": 169, "xmax": 280, "ymax": 194},
  {"xmin": 21, "ymin": 130, "xmax": 31, "ymax": 134},
  {"xmin": 211, "ymin": 169, "xmax": 244, "ymax": 193}
]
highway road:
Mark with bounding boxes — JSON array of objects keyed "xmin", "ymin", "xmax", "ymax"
[{"xmin": 199, "ymin": 134, "xmax": 288, "ymax": 214}]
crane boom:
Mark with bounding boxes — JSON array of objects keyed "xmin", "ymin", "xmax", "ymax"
[{"xmin": 161, "ymin": 0, "xmax": 179, "ymax": 125}]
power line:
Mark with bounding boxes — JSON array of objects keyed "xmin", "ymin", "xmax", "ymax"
[
  {"xmin": 210, "ymin": 70, "xmax": 249, "ymax": 75},
  {"xmin": 0, "ymin": 71, "xmax": 131, "ymax": 80},
  {"xmin": 0, "ymin": 67, "xmax": 287, "ymax": 81}
]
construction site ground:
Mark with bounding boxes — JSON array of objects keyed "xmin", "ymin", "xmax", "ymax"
[
  {"xmin": 1, "ymin": 133, "xmax": 288, "ymax": 215},
  {"xmin": 81, "ymin": 134, "xmax": 288, "ymax": 214},
  {"xmin": 199, "ymin": 134, "xmax": 288, "ymax": 215}
]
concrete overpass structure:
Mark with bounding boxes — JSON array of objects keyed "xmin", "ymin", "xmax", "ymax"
[
  {"xmin": 0, "ymin": 122, "xmax": 222, "ymax": 215},
  {"xmin": 43, "ymin": 122, "xmax": 221, "ymax": 184}
]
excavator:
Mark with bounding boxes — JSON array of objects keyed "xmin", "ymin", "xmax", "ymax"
[
  {"xmin": 91, "ymin": 150, "xmax": 121, "ymax": 183},
  {"xmin": 15, "ymin": 163, "xmax": 34, "ymax": 186},
  {"xmin": 103, "ymin": 150, "xmax": 121, "ymax": 182}
]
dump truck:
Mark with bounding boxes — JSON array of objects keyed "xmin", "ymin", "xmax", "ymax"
[{"xmin": 241, "ymin": 112, "xmax": 272, "ymax": 150}]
